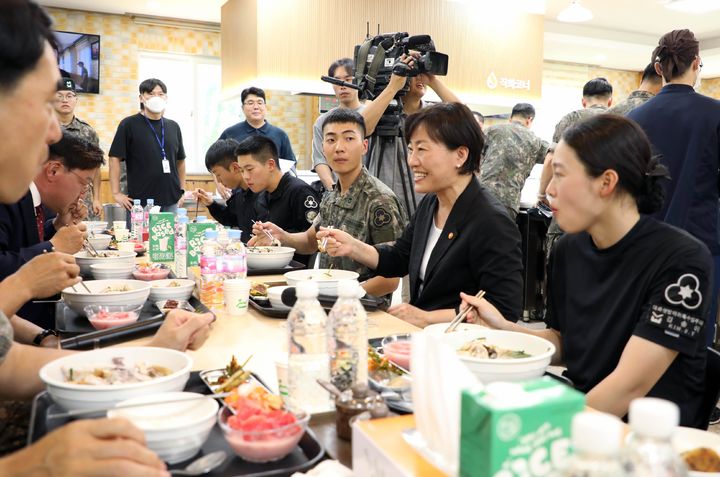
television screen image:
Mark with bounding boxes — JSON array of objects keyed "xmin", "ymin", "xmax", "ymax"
[{"xmin": 55, "ymin": 30, "xmax": 100, "ymax": 94}]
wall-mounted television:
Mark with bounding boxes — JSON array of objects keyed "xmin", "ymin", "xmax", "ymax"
[{"xmin": 54, "ymin": 30, "xmax": 100, "ymax": 94}]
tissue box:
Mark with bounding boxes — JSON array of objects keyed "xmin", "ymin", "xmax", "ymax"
[
  {"xmin": 460, "ymin": 377, "xmax": 584, "ymax": 477},
  {"xmin": 353, "ymin": 415, "xmax": 447, "ymax": 477}
]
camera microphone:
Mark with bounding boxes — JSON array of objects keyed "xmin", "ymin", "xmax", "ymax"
[{"xmin": 320, "ymin": 75, "xmax": 361, "ymax": 90}]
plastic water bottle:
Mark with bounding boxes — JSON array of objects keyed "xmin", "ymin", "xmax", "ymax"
[
  {"xmin": 130, "ymin": 199, "xmax": 144, "ymax": 242},
  {"xmin": 562, "ymin": 412, "xmax": 627, "ymax": 476},
  {"xmin": 224, "ymin": 229, "xmax": 247, "ymax": 279},
  {"xmin": 622, "ymin": 398, "xmax": 688, "ymax": 477},
  {"xmin": 174, "ymin": 215, "xmax": 188, "ymax": 278},
  {"xmin": 216, "ymin": 227, "xmax": 229, "ymax": 278},
  {"xmin": 199, "ymin": 229, "xmax": 223, "ymax": 309},
  {"xmin": 142, "ymin": 198, "xmax": 154, "ymax": 242},
  {"xmin": 328, "ymin": 279, "xmax": 368, "ymax": 391},
  {"xmin": 287, "ymin": 281, "xmax": 331, "ymax": 413}
]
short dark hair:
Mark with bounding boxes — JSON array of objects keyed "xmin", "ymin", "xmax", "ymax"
[
  {"xmin": 322, "ymin": 108, "xmax": 366, "ymax": 138},
  {"xmin": 139, "ymin": 78, "xmax": 167, "ymax": 95},
  {"xmin": 0, "ymin": 0, "xmax": 55, "ymax": 92},
  {"xmin": 511, "ymin": 103, "xmax": 535, "ymax": 120},
  {"xmin": 205, "ymin": 138, "xmax": 240, "ymax": 171},
  {"xmin": 641, "ymin": 62, "xmax": 662, "ymax": 83},
  {"xmin": 561, "ymin": 114, "xmax": 667, "ymax": 214},
  {"xmin": 241, "ymin": 87, "xmax": 266, "ymax": 104},
  {"xmin": 472, "ymin": 111, "xmax": 485, "ymax": 124},
  {"xmin": 582, "ymin": 77, "xmax": 613, "ymax": 99},
  {"xmin": 328, "ymin": 58, "xmax": 354, "ymax": 77},
  {"xmin": 235, "ymin": 135, "xmax": 278, "ymax": 165},
  {"xmin": 405, "ymin": 102, "xmax": 485, "ymax": 176},
  {"xmin": 652, "ymin": 29, "xmax": 699, "ymax": 83},
  {"xmin": 48, "ymin": 130, "xmax": 104, "ymax": 171}
]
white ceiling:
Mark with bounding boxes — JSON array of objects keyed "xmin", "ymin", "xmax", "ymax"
[{"xmin": 39, "ymin": 0, "xmax": 720, "ymax": 77}]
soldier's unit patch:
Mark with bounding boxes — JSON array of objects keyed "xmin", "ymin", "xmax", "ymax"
[{"xmin": 373, "ymin": 208, "xmax": 392, "ymax": 227}]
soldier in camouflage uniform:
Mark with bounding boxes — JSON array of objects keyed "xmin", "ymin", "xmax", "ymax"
[
  {"xmin": 250, "ymin": 109, "xmax": 407, "ymax": 300},
  {"xmin": 608, "ymin": 63, "xmax": 662, "ymax": 116},
  {"xmin": 552, "ymin": 77, "xmax": 613, "ymax": 143},
  {"xmin": 546, "ymin": 78, "xmax": 614, "ymax": 251},
  {"xmin": 53, "ymin": 78, "xmax": 108, "ymax": 220},
  {"xmin": 480, "ymin": 103, "xmax": 548, "ymax": 218}
]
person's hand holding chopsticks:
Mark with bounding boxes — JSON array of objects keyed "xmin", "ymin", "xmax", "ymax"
[{"xmin": 459, "ymin": 291, "xmax": 512, "ymax": 330}]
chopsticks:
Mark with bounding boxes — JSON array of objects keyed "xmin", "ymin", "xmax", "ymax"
[
  {"xmin": 83, "ymin": 237, "xmax": 99, "ymax": 258},
  {"xmin": 254, "ymin": 221, "xmax": 277, "ymax": 245},
  {"xmin": 445, "ymin": 290, "xmax": 486, "ymax": 333},
  {"xmin": 319, "ymin": 225, "xmax": 335, "ymax": 252},
  {"xmin": 47, "ymin": 391, "xmax": 233, "ymax": 420}
]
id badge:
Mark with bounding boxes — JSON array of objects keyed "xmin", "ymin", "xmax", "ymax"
[{"xmin": 162, "ymin": 159, "xmax": 171, "ymax": 174}]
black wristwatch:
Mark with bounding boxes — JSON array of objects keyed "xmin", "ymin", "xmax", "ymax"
[{"xmin": 33, "ymin": 328, "xmax": 59, "ymax": 346}]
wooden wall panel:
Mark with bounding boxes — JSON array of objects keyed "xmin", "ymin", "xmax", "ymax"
[{"xmin": 222, "ymin": 0, "xmax": 543, "ymax": 100}]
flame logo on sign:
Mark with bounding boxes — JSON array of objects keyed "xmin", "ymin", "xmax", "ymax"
[{"xmin": 486, "ymin": 71, "xmax": 498, "ymax": 90}]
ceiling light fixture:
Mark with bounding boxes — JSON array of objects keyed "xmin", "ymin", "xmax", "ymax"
[
  {"xmin": 663, "ymin": 0, "xmax": 720, "ymax": 14},
  {"xmin": 557, "ymin": 0, "xmax": 593, "ymax": 22}
]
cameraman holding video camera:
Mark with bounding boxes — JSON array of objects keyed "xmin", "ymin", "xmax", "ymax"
[{"xmin": 362, "ymin": 54, "xmax": 460, "ymax": 136}]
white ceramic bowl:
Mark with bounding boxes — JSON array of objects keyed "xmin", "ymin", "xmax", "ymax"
[
  {"xmin": 83, "ymin": 221, "xmax": 108, "ymax": 234},
  {"xmin": 672, "ymin": 426, "xmax": 720, "ymax": 476},
  {"xmin": 149, "ymin": 279, "xmax": 196, "ymax": 302},
  {"xmin": 267, "ymin": 286, "xmax": 291, "ymax": 310},
  {"xmin": 423, "ymin": 322, "xmax": 488, "ymax": 335},
  {"xmin": 90, "ymin": 262, "xmax": 135, "ymax": 280},
  {"xmin": 436, "ymin": 329, "xmax": 555, "ymax": 383},
  {"xmin": 283, "ymin": 269, "xmax": 359, "ymax": 297},
  {"xmin": 61, "ymin": 279, "xmax": 151, "ymax": 316},
  {"xmin": 74, "ymin": 250, "xmax": 136, "ymax": 276},
  {"xmin": 108, "ymin": 392, "xmax": 218, "ymax": 464},
  {"xmin": 246, "ymin": 246, "xmax": 296, "ymax": 269},
  {"xmin": 87, "ymin": 234, "xmax": 112, "ymax": 250},
  {"xmin": 39, "ymin": 347, "xmax": 192, "ymax": 412}
]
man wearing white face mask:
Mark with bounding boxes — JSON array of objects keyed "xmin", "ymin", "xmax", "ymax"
[{"xmin": 109, "ymin": 78, "xmax": 186, "ymax": 213}]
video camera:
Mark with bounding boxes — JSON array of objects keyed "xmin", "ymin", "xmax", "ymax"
[{"xmin": 352, "ymin": 32, "xmax": 448, "ymax": 102}]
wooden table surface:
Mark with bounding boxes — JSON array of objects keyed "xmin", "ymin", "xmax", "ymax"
[{"xmin": 119, "ymin": 273, "xmax": 420, "ymax": 468}]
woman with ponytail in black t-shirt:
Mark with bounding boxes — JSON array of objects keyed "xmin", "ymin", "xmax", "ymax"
[{"xmin": 463, "ymin": 114, "xmax": 712, "ymax": 428}]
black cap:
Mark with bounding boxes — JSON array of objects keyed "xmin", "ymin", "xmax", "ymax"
[{"xmin": 57, "ymin": 77, "xmax": 76, "ymax": 92}]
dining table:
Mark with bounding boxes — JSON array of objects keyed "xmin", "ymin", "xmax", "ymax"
[{"xmin": 117, "ymin": 273, "xmax": 421, "ymax": 468}]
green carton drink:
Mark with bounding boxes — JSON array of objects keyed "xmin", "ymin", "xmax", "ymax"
[
  {"xmin": 460, "ymin": 378, "xmax": 585, "ymax": 477},
  {"xmin": 186, "ymin": 222, "xmax": 216, "ymax": 267},
  {"xmin": 148, "ymin": 212, "xmax": 175, "ymax": 263}
]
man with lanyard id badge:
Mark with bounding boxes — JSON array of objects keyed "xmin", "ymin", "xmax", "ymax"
[{"xmin": 109, "ymin": 78, "xmax": 187, "ymax": 217}]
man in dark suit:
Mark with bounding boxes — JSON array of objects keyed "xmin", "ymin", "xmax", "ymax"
[{"xmin": 0, "ymin": 131, "xmax": 102, "ymax": 328}]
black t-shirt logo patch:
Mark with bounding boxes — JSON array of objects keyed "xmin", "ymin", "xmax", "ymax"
[
  {"xmin": 304, "ymin": 196, "xmax": 318, "ymax": 209},
  {"xmin": 305, "ymin": 210, "xmax": 317, "ymax": 223},
  {"xmin": 664, "ymin": 273, "xmax": 703, "ymax": 310},
  {"xmin": 373, "ymin": 208, "xmax": 392, "ymax": 227}
]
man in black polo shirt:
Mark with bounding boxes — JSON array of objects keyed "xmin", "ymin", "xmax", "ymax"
[
  {"xmin": 238, "ymin": 136, "xmax": 319, "ymax": 263},
  {"xmin": 219, "ymin": 87, "xmax": 296, "ymax": 164},
  {"xmin": 109, "ymin": 78, "xmax": 186, "ymax": 213}
]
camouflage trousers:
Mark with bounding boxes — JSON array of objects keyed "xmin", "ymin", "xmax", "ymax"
[{"xmin": 0, "ymin": 401, "xmax": 32, "ymax": 456}]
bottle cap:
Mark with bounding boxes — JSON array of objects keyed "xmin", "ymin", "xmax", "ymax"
[
  {"xmin": 178, "ymin": 216, "xmax": 188, "ymax": 224},
  {"xmin": 177, "ymin": 208, "xmax": 187, "ymax": 216},
  {"xmin": 133, "ymin": 199, "xmax": 141, "ymax": 205},
  {"xmin": 337, "ymin": 279, "xmax": 361, "ymax": 298},
  {"xmin": 204, "ymin": 229, "xmax": 218, "ymax": 239},
  {"xmin": 296, "ymin": 280, "xmax": 319, "ymax": 298},
  {"xmin": 228, "ymin": 229, "xmax": 241, "ymax": 240},
  {"xmin": 196, "ymin": 215, "xmax": 207, "ymax": 222},
  {"xmin": 572, "ymin": 411, "xmax": 622, "ymax": 455},
  {"xmin": 147, "ymin": 198, "xmax": 154, "ymax": 205},
  {"xmin": 629, "ymin": 398, "xmax": 679, "ymax": 438}
]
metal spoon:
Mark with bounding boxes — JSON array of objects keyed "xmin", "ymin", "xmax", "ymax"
[{"xmin": 169, "ymin": 451, "xmax": 227, "ymax": 476}]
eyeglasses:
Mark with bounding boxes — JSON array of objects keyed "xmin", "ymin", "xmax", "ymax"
[
  {"xmin": 243, "ymin": 100, "xmax": 266, "ymax": 107},
  {"xmin": 68, "ymin": 169, "xmax": 94, "ymax": 193},
  {"xmin": 55, "ymin": 93, "xmax": 77, "ymax": 102}
]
